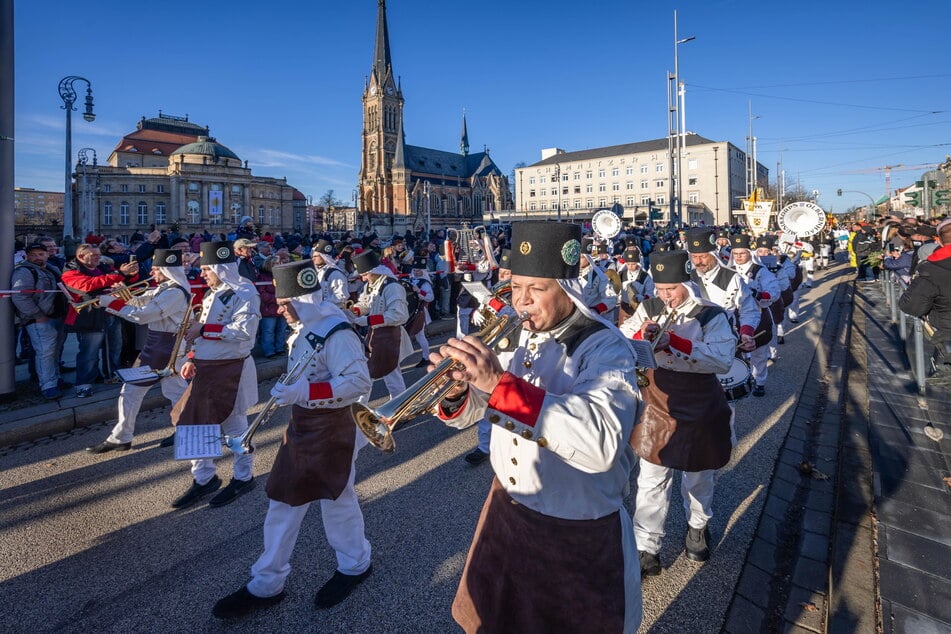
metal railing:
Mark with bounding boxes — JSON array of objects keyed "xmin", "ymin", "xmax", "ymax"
[{"xmin": 879, "ymin": 272, "xmax": 932, "ymax": 395}]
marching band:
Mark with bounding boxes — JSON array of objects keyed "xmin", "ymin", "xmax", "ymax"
[{"xmin": 65, "ymin": 214, "xmax": 831, "ymax": 632}]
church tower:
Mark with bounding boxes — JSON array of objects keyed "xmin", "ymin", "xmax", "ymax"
[{"xmin": 359, "ymin": 0, "xmax": 404, "ymax": 216}]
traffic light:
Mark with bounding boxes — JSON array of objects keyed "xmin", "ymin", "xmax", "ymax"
[
  {"xmin": 935, "ymin": 190, "xmax": 951, "ymax": 206},
  {"xmin": 904, "ymin": 191, "xmax": 922, "ymax": 207}
]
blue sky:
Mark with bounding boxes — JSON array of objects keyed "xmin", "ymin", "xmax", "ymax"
[{"xmin": 13, "ymin": 0, "xmax": 950, "ymax": 214}]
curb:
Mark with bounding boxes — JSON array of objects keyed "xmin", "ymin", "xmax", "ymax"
[{"xmin": 0, "ymin": 317, "xmax": 458, "ymax": 449}]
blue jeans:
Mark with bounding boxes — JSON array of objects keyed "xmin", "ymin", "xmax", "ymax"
[
  {"xmin": 75, "ymin": 316, "xmax": 122, "ymax": 387},
  {"xmin": 259, "ymin": 316, "xmax": 288, "ymax": 357},
  {"xmin": 25, "ymin": 320, "xmax": 61, "ymax": 391}
]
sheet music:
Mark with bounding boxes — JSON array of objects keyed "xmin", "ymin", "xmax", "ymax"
[
  {"xmin": 174, "ymin": 425, "xmax": 223, "ymax": 460},
  {"xmin": 632, "ymin": 339, "xmax": 657, "ymax": 369},
  {"xmin": 116, "ymin": 366, "xmax": 157, "ymax": 383}
]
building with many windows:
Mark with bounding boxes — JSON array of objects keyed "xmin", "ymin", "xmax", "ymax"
[
  {"xmin": 357, "ymin": 0, "xmax": 512, "ymax": 235},
  {"xmin": 14, "ymin": 188, "xmax": 64, "ymax": 225},
  {"xmin": 71, "ymin": 112, "xmax": 305, "ymax": 240},
  {"xmin": 513, "ymin": 133, "xmax": 768, "ymax": 226}
]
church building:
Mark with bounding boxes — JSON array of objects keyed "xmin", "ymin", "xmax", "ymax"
[{"xmin": 357, "ymin": 0, "xmax": 512, "ymax": 232}]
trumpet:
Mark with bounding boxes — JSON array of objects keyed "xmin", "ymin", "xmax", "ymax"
[
  {"xmin": 353, "ymin": 310, "xmax": 528, "ymax": 453},
  {"xmin": 635, "ymin": 304, "xmax": 679, "ymax": 388},
  {"xmin": 111, "ymin": 278, "xmax": 155, "ymax": 301}
]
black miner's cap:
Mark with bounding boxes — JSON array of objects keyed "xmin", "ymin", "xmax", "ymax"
[
  {"xmin": 273, "ymin": 260, "xmax": 321, "ymax": 300},
  {"xmin": 498, "ymin": 248, "xmax": 511, "ymax": 270},
  {"xmin": 353, "ymin": 250, "xmax": 381, "ymax": 274},
  {"xmin": 754, "ymin": 235, "xmax": 776, "ymax": 250},
  {"xmin": 200, "ymin": 241, "xmax": 236, "ymax": 265},
  {"xmin": 650, "ymin": 250, "xmax": 691, "ymax": 284},
  {"xmin": 730, "ymin": 234, "xmax": 752, "ymax": 250},
  {"xmin": 509, "ymin": 221, "xmax": 582, "ymax": 279},
  {"xmin": 684, "ymin": 227, "xmax": 717, "ymax": 254}
]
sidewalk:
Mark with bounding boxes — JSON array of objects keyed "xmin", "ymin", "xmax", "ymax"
[{"xmin": 1, "ymin": 317, "xmax": 458, "ymax": 448}]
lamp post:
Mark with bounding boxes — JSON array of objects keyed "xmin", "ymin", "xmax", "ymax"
[
  {"xmin": 668, "ymin": 11, "xmax": 694, "ymax": 229},
  {"xmin": 552, "ymin": 165, "xmax": 562, "ymax": 221},
  {"xmin": 58, "ymin": 76, "xmax": 95, "ymax": 242},
  {"xmin": 77, "ymin": 147, "xmax": 97, "ymax": 238},
  {"xmin": 423, "ymin": 181, "xmax": 431, "ymax": 238},
  {"xmin": 837, "ymin": 189, "xmax": 877, "ymax": 220}
]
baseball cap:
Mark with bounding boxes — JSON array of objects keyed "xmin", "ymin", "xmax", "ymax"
[
  {"xmin": 26, "ymin": 242, "xmax": 48, "ymax": 252},
  {"xmin": 233, "ymin": 238, "xmax": 257, "ymax": 249}
]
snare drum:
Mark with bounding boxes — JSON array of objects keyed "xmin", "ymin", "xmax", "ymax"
[{"xmin": 717, "ymin": 357, "xmax": 753, "ymax": 401}]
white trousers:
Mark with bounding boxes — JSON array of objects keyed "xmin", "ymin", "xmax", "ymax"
[
  {"xmin": 107, "ymin": 374, "xmax": 187, "ymax": 444},
  {"xmin": 414, "ymin": 329, "xmax": 430, "ymax": 360},
  {"xmin": 247, "ymin": 435, "xmax": 371, "ymax": 598},
  {"xmin": 381, "ymin": 366, "xmax": 405, "ymax": 399},
  {"xmin": 456, "ymin": 308, "xmax": 473, "ymax": 339},
  {"xmin": 750, "ymin": 345, "xmax": 770, "ymax": 386},
  {"xmin": 634, "ymin": 460, "xmax": 715, "ymax": 555},
  {"xmin": 191, "ymin": 412, "xmax": 254, "ymax": 485},
  {"xmin": 787, "ymin": 288, "xmax": 802, "ymax": 322}
]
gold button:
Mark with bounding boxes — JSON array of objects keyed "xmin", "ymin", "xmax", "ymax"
[
  {"xmin": 508, "ymin": 477, "xmax": 516, "ymax": 485},
  {"xmin": 537, "ymin": 437, "xmax": 549, "ymax": 448},
  {"xmin": 521, "ymin": 430, "xmax": 533, "ymax": 439},
  {"xmin": 489, "ymin": 414, "xmax": 500, "ymax": 424},
  {"xmin": 523, "ymin": 360, "xmax": 533, "ymax": 369},
  {"xmin": 528, "ymin": 343, "xmax": 537, "ymax": 352},
  {"xmin": 504, "ymin": 421, "xmax": 515, "ymax": 431},
  {"xmin": 511, "ymin": 457, "xmax": 518, "ymax": 465}
]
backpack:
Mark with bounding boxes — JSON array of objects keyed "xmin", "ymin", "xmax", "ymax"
[{"xmin": 13, "ymin": 264, "xmax": 68, "ymax": 323}]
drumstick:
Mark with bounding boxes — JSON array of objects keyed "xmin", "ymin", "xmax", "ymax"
[{"xmin": 736, "ymin": 330, "xmax": 767, "ymax": 349}]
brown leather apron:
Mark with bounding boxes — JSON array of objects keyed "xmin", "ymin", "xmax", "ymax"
[
  {"xmin": 630, "ymin": 368, "xmax": 733, "ymax": 472},
  {"xmin": 769, "ymin": 299, "xmax": 785, "ymax": 327},
  {"xmin": 452, "ymin": 478, "xmax": 626, "ymax": 634},
  {"xmin": 265, "ymin": 405, "xmax": 356, "ymax": 507},
  {"xmin": 753, "ymin": 306, "xmax": 774, "ymax": 349},
  {"xmin": 366, "ymin": 325, "xmax": 400, "ymax": 379},
  {"xmin": 170, "ymin": 357, "xmax": 245, "ymax": 426},
  {"xmin": 127, "ymin": 330, "xmax": 176, "ymax": 387},
  {"xmin": 404, "ymin": 307, "xmax": 426, "ymax": 337},
  {"xmin": 780, "ymin": 288, "xmax": 794, "ymax": 307}
]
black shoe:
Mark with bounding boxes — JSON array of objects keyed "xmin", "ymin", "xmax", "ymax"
[
  {"xmin": 85, "ymin": 440, "xmax": 132, "ymax": 454},
  {"xmin": 777, "ymin": 336, "xmax": 785, "ymax": 345},
  {"xmin": 159, "ymin": 432, "xmax": 176, "ymax": 448},
  {"xmin": 639, "ymin": 551, "xmax": 661, "ymax": 576},
  {"xmin": 685, "ymin": 526, "xmax": 710, "ymax": 562},
  {"xmin": 212, "ymin": 585, "xmax": 286, "ymax": 620},
  {"xmin": 171, "ymin": 475, "xmax": 222, "ymax": 509},
  {"xmin": 464, "ymin": 448, "xmax": 490, "ymax": 466},
  {"xmin": 208, "ymin": 477, "xmax": 257, "ymax": 508},
  {"xmin": 314, "ymin": 566, "xmax": 373, "ymax": 609},
  {"xmin": 752, "ymin": 385, "xmax": 765, "ymax": 397}
]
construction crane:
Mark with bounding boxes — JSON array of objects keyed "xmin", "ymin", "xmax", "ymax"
[{"xmin": 844, "ymin": 163, "xmax": 938, "ymax": 205}]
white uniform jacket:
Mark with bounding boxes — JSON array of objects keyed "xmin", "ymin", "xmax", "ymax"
[
  {"xmin": 191, "ymin": 283, "xmax": 261, "ymax": 360},
  {"xmin": 579, "ymin": 263, "xmax": 618, "ymax": 316},
  {"xmin": 692, "ymin": 264, "xmax": 760, "ymax": 338},
  {"xmin": 619, "ymin": 296, "xmax": 735, "ymax": 375},
  {"xmin": 318, "ymin": 264, "xmax": 350, "ymax": 310},
  {"xmin": 620, "ymin": 266, "xmax": 655, "ymax": 305},
  {"xmin": 353, "ymin": 276, "xmax": 409, "ymax": 328},
  {"xmin": 734, "ymin": 261, "xmax": 782, "ymax": 310},
  {"xmin": 286, "ymin": 321, "xmax": 371, "ymax": 409},
  {"xmin": 103, "ymin": 281, "xmax": 189, "ymax": 333}
]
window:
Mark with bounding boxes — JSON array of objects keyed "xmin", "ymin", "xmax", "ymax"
[
  {"xmin": 611, "ymin": 167, "xmax": 619, "ymax": 177},
  {"xmin": 688, "ymin": 159, "xmax": 698, "ymax": 170},
  {"xmin": 529, "ymin": 176, "xmax": 536, "ymax": 185},
  {"xmin": 626, "ymin": 196, "xmax": 635, "ymax": 206},
  {"xmin": 688, "ymin": 192, "xmax": 699, "ymax": 203},
  {"xmin": 573, "ymin": 172, "xmax": 580, "ymax": 180},
  {"xmin": 574, "ymin": 200, "xmax": 582, "ymax": 209},
  {"xmin": 626, "ymin": 166, "xmax": 634, "ymax": 175},
  {"xmin": 655, "ymin": 163, "xmax": 664, "ymax": 172},
  {"xmin": 156, "ymin": 184, "xmax": 165, "ymax": 193},
  {"xmin": 598, "ymin": 169, "xmax": 605, "ymax": 178},
  {"xmin": 585, "ymin": 171, "xmax": 592, "ymax": 179},
  {"xmin": 626, "ymin": 181, "xmax": 634, "ymax": 190},
  {"xmin": 137, "ymin": 184, "xmax": 146, "ymax": 193},
  {"xmin": 586, "ymin": 199, "xmax": 593, "ymax": 208},
  {"xmin": 612, "ymin": 183, "xmax": 620, "ymax": 191},
  {"xmin": 529, "ymin": 190, "xmax": 536, "ymax": 197},
  {"xmin": 574, "ymin": 186, "xmax": 581, "ymax": 194},
  {"xmin": 539, "ymin": 176, "xmax": 547, "ymax": 184},
  {"xmin": 102, "ymin": 184, "xmax": 111, "ymax": 193},
  {"xmin": 586, "ymin": 184, "xmax": 593, "ymax": 193},
  {"xmin": 598, "ymin": 183, "xmax": 606, "ymax": 192},
  {"xmin": 562, "ymin": 187, "xmax": 568, "ymax": 196},
  {"xmin": 155, "ymin": 202, "xmax": 166, "ymax": 224},
  {"xmin": 540, "ymin": 202, "xmax": 547, "ymax": 210},
  {"xmin": 120, "ymin": 184, "xmax": 128, "ymax": 193},
  {"xmin": 641, "ymin": 180, "xmax": 649, "ymax": 189},
  {"xmin": 187, "ymin": 200, "xmax": 200, "ymax": 224},
  {"xmin": 529, "ymin": 202, "xmax": 537, "ymax": 211},
  {"xmin": 655, "ymin": 180, "xmax": 665, "ymax": 188},
  {"xmin": 598, "ymin": 197, "xmax": 606, "ymax": 207},
  {"xmin": 562, "ymin": 173, "xmax": 569, "ymax": 182},
  {"xmin": 258, "ymin": 205, "xmax": 265, "ymax": 223},
  {"xmin": 231, "ymin": 184, "xmax": 242, "ymax": 194},
  {"xmin": 656, "ymin": 195, "xmax": 666, "ymax": 205},
  {"xmin": 640, "ymin": 165, "xmax": 648, "ymax": 174},
  {"xmin": 103, "ymin": 201, "xmax": 113, "ymax": 225},
  {"xmin": 540, "ymin": 188, "xmax": 547, "ymax": 197},
  {"xmin": 641, "ymin": 195, "xmax": 651, "ymax": 205},
  {"xmin": 688, "ymin": 177, "xmax": 698, "ymax": 185},
  {"xmin": 188, "ymin": 182, "xmax": 199, "ymax": 192},
  {"xmin": 137, "ymin": 202, "xmax": 148, "ymax": 225},
  {"xmin": 119, "ymin": 202, "xmax": 130, "ymax": 225}
]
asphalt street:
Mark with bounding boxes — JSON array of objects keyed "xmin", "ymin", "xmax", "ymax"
[{"xmin": 0, "ymin": 266, "xmax": 842, "ymax": 633}]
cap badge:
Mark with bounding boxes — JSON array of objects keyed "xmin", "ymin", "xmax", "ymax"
[
  {"xmin": 297, "ymin": 268, "xmax": 319, "ymax": 289},
  {"xmin": 655, "ymin": 263, "xmax": 665, "ymax": 272},
  {"xmin": 561, "ymin": 239, "xmax": 581, "ymax": 266},
  {"xmin": 519, "ymin": 241, "xmax": 532, "ymax": 255},
  {"xmin": 165, "ymin": 254, "xmax": 179, "ymax": 265},
  {"xmin": 692, "ymin": 240, "xmax": 701, "ymax": 247},
  {"xmin": 216, "ymin": 247, "xmax": 231, "ymax": 260}
]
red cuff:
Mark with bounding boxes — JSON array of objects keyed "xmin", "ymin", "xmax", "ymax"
[
  {"xmin": 488, "ymin": 298, "xmax": 505, "ymax": 312},
  {"xmin": 107, "ymin": 299, "xmax": 127, "ymax": 312},
  {"xmin": 740, "ymin": 325, "xmax": 755, "ymax": 337},
  {"xmin": 438, "ymin": 390, "xmax": 470, "ymax": 420},
  {"xmin": 633, "ymin": 331, "xmax": 645, "ymax": 340},
  {"xmin": 419, "ymin": 290, "xmax": 429, "ymax": 298},
  {"xmin": 202, "ymin": 323, "xmax": 224, "ymax": 339},
  {"xmin": 187, "ymin": 350, "xmax": 196, "ymax": 360},
  {"xmin": 308, "ymin": 382, "xmax": 333, "ymax": 400},
  {"xmin": 593, "ymin": 302, "xmax": 608, "ymax": 314},
  {"xmin": 668, "ymin": 332, "xmax": 693, "ymax": 355},
  {"xmin": 487, "ymin": 372, "xmax": 546, "ymax": 428},
  {"xmin": 759, "ymin": 292, "xmax": 771, "ymax": 300},
  {"xmin": 368, "ymin": 314, "xmax": 384, "ymax": 327}
]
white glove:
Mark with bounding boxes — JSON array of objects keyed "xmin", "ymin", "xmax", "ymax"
[
  {"xmin": 353, "ymin": 315, "xmax": 368, "ymax": 327},
  {"xmin": 270, "ymin": 376, "xmax": 311, "ymax": 406},
  {"xmin": 471, "ymin": 308, "xmax": 486, "ymax": 327},
  {"xmin": 98, "ymin": 294, "xmax": 115, "ymax": 309}
]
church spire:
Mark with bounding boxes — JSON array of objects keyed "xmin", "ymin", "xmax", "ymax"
[
  {"xmin": 372, "ymin": 0, "xmax": 393, "ymax": 83},
  {"xmin": 394, "ymin": 115, "xmax": 406, "ymax": 169},
  {"xmin": 460, "ymin": 110, "xmax": 469, "ymax": 157}
]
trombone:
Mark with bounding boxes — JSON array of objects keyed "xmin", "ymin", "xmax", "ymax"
[
  {"xmin": 635, "ymin": 303, "xmax": 679, "ymax": 387},
  {"xmin": 352, "ymin": 310, "xmax": 528, "ymax": 453}
]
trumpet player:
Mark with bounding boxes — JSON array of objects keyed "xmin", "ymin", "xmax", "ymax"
[
  {"xmin": 214, "ymin": 260, "xmax": 373, "ymax": 620},
  {"xmin": 618, "ymin": 245, "xmax": 654, "ymax": 326},
  {"xmin": 310, "ymin": 239, "xmax": 350, "ymax": 311},
  {"xmin": 433, "ymin": 221, "xmax": 643, "ymax": 633},
  {"xmin": 579, "ymin": 237, "xmax": 619, "ymax": 319},
  {"xmin": 169, "ymin": 241, "xmax": 260, "ymax": 509},
  {"xmin": 619, "ymin": 249, "xmax": 735, "ymax": 577},
  {"xmin": 85, "ymin": 249, "xmax": 191, "ymax": 454}
]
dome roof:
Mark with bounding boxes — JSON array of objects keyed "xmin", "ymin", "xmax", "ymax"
[{"xmin": 171, "ymin": 136, "xmax": 240, "ymax": 161}]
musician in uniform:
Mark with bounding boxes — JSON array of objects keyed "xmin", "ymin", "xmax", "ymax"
[
  {"xmin": 85, "ymin": 249, "xmax": 191, "ymax": 453},
  {"xmin": 729, "ymin": 234, "xmax": 781, "ymax": 397},
  {"xmin": 350, "ymin": 250, "xmax": 412, "ymax": 399},
  {"xmin": 406, "ymin": 255, "xmax": 434, "ymax": 368},
  {"xmin": 684, "ymin": 227, "xmax": 758, "ymax": 355},
  {"xmin": 311, "ymin": 239, "xmax": 350, "ymax": 311},
  {"xmin": 170, "ymin": 241, "xmax": 260, "ymax": 509},
  {"xmin": 755, "ymin": 236, "xmax": 796, "ymax": 351},
  {"xmin": 618, "ymin": 249, "xmax": 735, "ymax": 576},
  {"xmin": 432, "ymin": 221, "xmax": 643, "ymax": 633},
  {"xmin": 213, "ymin": 260, "xmax": 374, "ymax": 619},
  {"xmin": 618, "ymin": 245, "xmax": 655, "ymax": 326},
  {"xmin": 579, "ymin": 237, "xmax": 619, "ymax": 319},
  {"xmin": 715, "ymin": 228, "xmax": 733, "ymax": 265}
]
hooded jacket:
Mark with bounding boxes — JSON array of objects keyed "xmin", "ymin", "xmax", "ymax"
[{"xmin": 899, "ymin": 244, "xmax": 951, "ymax": 340}]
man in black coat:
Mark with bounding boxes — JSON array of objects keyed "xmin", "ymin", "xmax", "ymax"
[{"xmin": 900, "ymin": 219, "xmax": 951, "ymax": 345}]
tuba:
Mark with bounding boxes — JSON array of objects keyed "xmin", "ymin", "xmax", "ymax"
[
  {"xmin": 591, "ymin": 209, "xmax": 622, "ymax": 241},
  {"xmin": 353, "ymin": 310, "xmax": 527, "ymax": 453},
  {"xmin": 777, "ymin": 201, "xmax": 826, "ymax": 238},
  {"xmin": 445, "ymin": 224, "xmax": 499, "ymax": 272}
]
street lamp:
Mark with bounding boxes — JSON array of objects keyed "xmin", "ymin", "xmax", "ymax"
[
  {"xmin": 551, "ymin": 165, "xmax": 562, "ymax": 221},
  {"xmin": 58, "ymin": 76, "xmax": 95, "ymax": 242},
  {"xmin": 837, "ymin": 188, "xmax": 877, "ymax": 220},
  {"xmin": 423, "ymin": 181, "xmax": 431, "ymax": 238},
  {"xmin": 668, "ymin": 12, "xmax": 694, "ymax": 229},
  {"xmin": 77, "ymin": 148, "xmax": 97, "ymax": 238}
]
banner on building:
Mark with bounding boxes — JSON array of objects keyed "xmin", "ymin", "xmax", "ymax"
[{"xmin": 208, "ymin": 190, "xmax": 223, "ymax": 216}]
